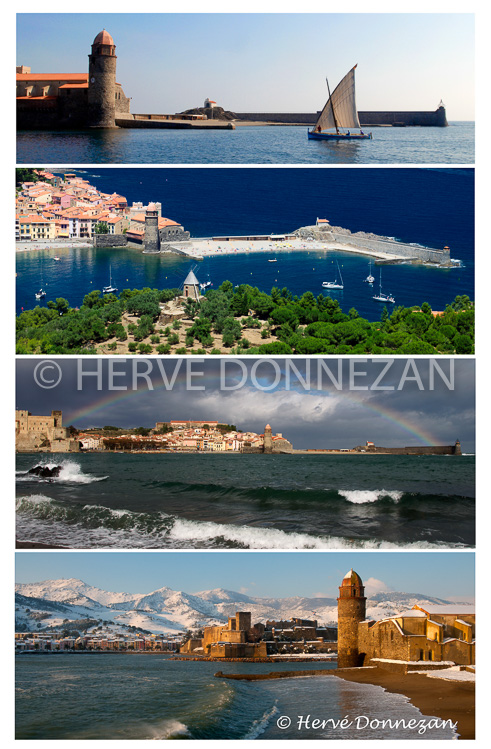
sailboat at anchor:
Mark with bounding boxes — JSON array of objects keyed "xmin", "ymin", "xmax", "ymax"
[
  {"xmin": 103, "ymin": 264, "xmax": 118, "ymax": 294},
  {"xmin": 322, "ymin": 260, "xmax": 344, "ymax": 290},
  {"xmin": 372, "ymin": 269, "xmax": 395, "ymax": 304},
  {"xmin": 363, "ymin": 261, "xmax": 375, "ymax": 284},
  {"xmin": 308, "ymin": 65, "xmax": 372, "ymax": 141}
]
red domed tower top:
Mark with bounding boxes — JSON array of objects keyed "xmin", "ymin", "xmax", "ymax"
[
  {"xmin": 339, "ymin": 569, "xmax": 365, "ymax": 598},
  {"xmin": 93, "ymin": 29, "xmax": 114, "ymax": 46}
]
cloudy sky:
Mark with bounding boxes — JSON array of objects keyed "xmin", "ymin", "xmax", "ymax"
[
  {"xmin": 15, "ymin": 550, "xmax": 475, "ymax": 601},
  {"xmin": 17, "ymin": 13, "xmax": 474, "ymax": 119},
  {"xmin": 16, "ymin": 357, "xmax": 475, "ymax": 451}
]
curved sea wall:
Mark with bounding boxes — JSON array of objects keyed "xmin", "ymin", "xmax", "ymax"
[
  {"xmin": 295, "ymin": 225, "xmax": 452, "ymax": 265},
  {"xmin": 235, "ymin": 106, "xmax": 448, "ymax": 127}
]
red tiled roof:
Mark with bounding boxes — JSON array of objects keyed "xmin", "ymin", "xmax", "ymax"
[{"xmin": 17, "ymin": 73, "xmax": 88, "ymax": 82}]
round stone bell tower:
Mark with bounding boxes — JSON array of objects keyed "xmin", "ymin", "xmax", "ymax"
[
  {"xmin": 337, "ymin": 568, "xmax": 366, "ymax": 668},
  {"xmin": 88, "ymin": 29, "xmax": 117, "ymax": 128}
]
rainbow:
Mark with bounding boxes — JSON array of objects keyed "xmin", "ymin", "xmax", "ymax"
[{"xmin": 66, "ymin": 367, "xmax": 438, "ymax": 445}]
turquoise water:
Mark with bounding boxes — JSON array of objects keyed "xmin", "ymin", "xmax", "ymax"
[
  {"xmin": 15, "ymin": 655, "xmax": 456, "ymax": 739},
  {"xmin": 16, "ymin": 122, "xmax": 474, "ymax": 164}
]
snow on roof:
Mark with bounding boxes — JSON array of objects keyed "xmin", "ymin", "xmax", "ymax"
[
  {"xmin": 397, "ymin": 609, "xmax": 427, "ymax": 618},
  {"xmin": 415, "ymin": 604, "xmax": 475, "ymax": 615}
]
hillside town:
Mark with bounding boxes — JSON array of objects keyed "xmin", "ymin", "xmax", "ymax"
[
  {"xmin": 15, "ymin": 169, "xmax": 184, "ymax": 246},
  {"xmin": 15, "ymin": 411, "xmax": 294, "ymax": 454}
]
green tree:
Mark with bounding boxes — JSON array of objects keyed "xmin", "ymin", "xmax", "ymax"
[{"xmin": 94, "ymin": 222, "xmax": 110, "ymax": 234}]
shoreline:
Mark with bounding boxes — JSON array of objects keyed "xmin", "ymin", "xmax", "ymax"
[
  {"xmin": 15, "ymin": 237, "xmax": 424, "ymax": 264},
  {"xmin": 216, "ymin": 666, "xmax": 474, "ymax": 739}
]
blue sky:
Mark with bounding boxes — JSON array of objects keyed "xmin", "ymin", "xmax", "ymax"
[
  {"xmin": 16, "ymin": 13, "xmax": 474, "ymax": 119},
  {"xmin": 15, "ymin": 551, "xmax": 474, "ymax": 600}
]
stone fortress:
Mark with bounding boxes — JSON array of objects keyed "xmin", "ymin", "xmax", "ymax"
[
  {"xmin": 15, "ymin": 410, "xmax": 80, "ymax": 453},
  {"xmin": 182, "ymin": 569, "xmax": 475, "ymax": 670},
  {"xmin": 16, "ymin": 30, "xmax": 234, "ymax": 131}
]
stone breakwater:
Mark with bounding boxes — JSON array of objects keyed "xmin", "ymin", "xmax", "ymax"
[{"xmin": 295, "ymin": 225, "xmax": 453, "ymax": 265}]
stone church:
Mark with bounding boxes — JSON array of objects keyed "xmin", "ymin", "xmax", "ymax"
[
  {"xmin": 338, "ymin": 569, "xmax": 475, "ymax": 669},
  {"xmin": 17, "ymin": 30, "xmax": 131, "ymax": 129}
]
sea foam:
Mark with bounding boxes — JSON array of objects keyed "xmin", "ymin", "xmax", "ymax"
[{"xmin": 338, "ymin": 489, "xmax": 404, "ymax": 504}]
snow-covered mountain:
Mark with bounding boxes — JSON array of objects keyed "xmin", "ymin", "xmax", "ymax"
[{"xmin": 15, "ymin": 578, "xmax": 463, "ymax": 635}]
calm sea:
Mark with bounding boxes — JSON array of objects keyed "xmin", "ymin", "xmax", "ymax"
[
  {"xmin": 15, "ymin": 655, "xmax": 457, "ymax": 739},
  {"xmin": 16, "ymin": 122, "xmax": 474, "ymax": 164},
  {"xmin": 16, "ymin": 453, "xmax": 475, "ymax": 549},
  {"xmin": 15, "ymin": 168, "xmax": 474, "ymax": 319}
]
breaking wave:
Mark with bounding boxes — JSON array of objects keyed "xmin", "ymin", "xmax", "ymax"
[
  {"xmin": 16, "ymin": 460, "xmax": 107, "ymax": 485},
  {"xmin": 15, "ymin": 495, "xmax": 468, "ymax": 550},
  {"xmin": 338, "ymin": 490, "xmax": 404, "ymax": 504}
]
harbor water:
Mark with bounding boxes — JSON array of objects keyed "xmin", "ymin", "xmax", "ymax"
[
  {"xmin": 16, "ymin": 168, "xmax": 474, "ymax": 319},
  {"xmin": 16, "ymin": 122, "xmax": 474, "ymax": 164}
]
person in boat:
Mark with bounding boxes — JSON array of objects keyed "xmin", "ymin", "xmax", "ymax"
[{"xmin": 346, "ymin": 130, "xmax": 350, "ymax": 136}]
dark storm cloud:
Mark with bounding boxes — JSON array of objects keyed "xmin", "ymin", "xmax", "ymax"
[{"xmin": 16, "ymin": 358, "xmax": 475, "ymax": 450}]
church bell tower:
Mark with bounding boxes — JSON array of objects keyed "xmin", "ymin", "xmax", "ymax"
[
  {"xmin": 88, "ymin": 29, "xmax": 117, "ymax": 128},
  {"xmin": 337, "ymin": 568, "xmax": 366, "ymax": 668}
]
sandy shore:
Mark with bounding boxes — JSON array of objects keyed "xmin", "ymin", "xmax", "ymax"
[
  {"xmin": 16, "ymin": 241, "xmax": 92, "ymax": 253},
  {"xmin": 184, "ymin": 238, "xmax": 402, "ymax": 262},
  {"xmin": 335, "ymin": 667, "xmax": 475, "ymax": 740},
  {"xmin": 218, "ymin": 666, "xmax": 474, "ymax": 739},
  {"xmin": 16, "ymin": 540, "xmax": 69, "ymax": 549}
]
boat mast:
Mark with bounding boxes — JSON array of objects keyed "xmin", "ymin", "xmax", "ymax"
[{"xmin": 326, "ymin": 77, "xmax": 339, "ymax": 135}]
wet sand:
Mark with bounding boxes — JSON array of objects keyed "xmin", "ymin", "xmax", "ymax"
[
  {"xmin": 16, "ymin": 540, "xmax": 69, "ymax": 549},
  {"xmin": 336, "ymin": 668, "xmax": 474, "ymax": 740},
  {"xmin": 216, "ymin": 666, "xmax": 475, "ymax": 739}
]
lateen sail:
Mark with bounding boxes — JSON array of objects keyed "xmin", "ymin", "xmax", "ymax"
[{"xmin": 314, "ymin": 66, "xmax": 361, "ymax": 132}]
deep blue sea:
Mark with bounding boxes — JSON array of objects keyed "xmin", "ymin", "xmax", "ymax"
[
  {"xmin": 16, "ymin": 168, "xmax": 474, "ymax": 319},
  {"xmin": 16, "ymin": 122, "xmax": 474, "ymax": 164},
  {"xmin": 15, "ymin": 655, "xmax": 457, "ymax": 739}
]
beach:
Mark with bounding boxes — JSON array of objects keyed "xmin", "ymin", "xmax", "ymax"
[
  {"xmin": 217, "ymin": 665, "xmax": 475, "ymax": 739},
  {"xmin": 177, "ymin": 237, "xmax": 405, "ymax": 262},
  {"xmin": 335, "ymin": 667, "xmax": 475, "ymax": 740}
]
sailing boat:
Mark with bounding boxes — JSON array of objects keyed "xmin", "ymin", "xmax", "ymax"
[
  {"xmin": 308, "ymin": 65, "xmax": 372, "ymax": 141},
  {"xmin": 322, "ymin": 260, "xmax": 344, "ymax": 289},
  {"xmin": 363, "ymin": 261, "xmax": 375, "ymax": 284},
  {"xmin": 372, "ymin": 269, "xmax": 395, "ymax": 303},
  {"xmin": 103, "ymin": 265, "xmax": 118, "ymax": 294},
  {"xmin": 35, "ymin": 263, "xmax": 46, "ymax": 299}
]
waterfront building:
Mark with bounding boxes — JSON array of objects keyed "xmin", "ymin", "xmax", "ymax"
[{"xmin": 337, "ymin": 569, "xmax": 475, "ymax": 668}]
